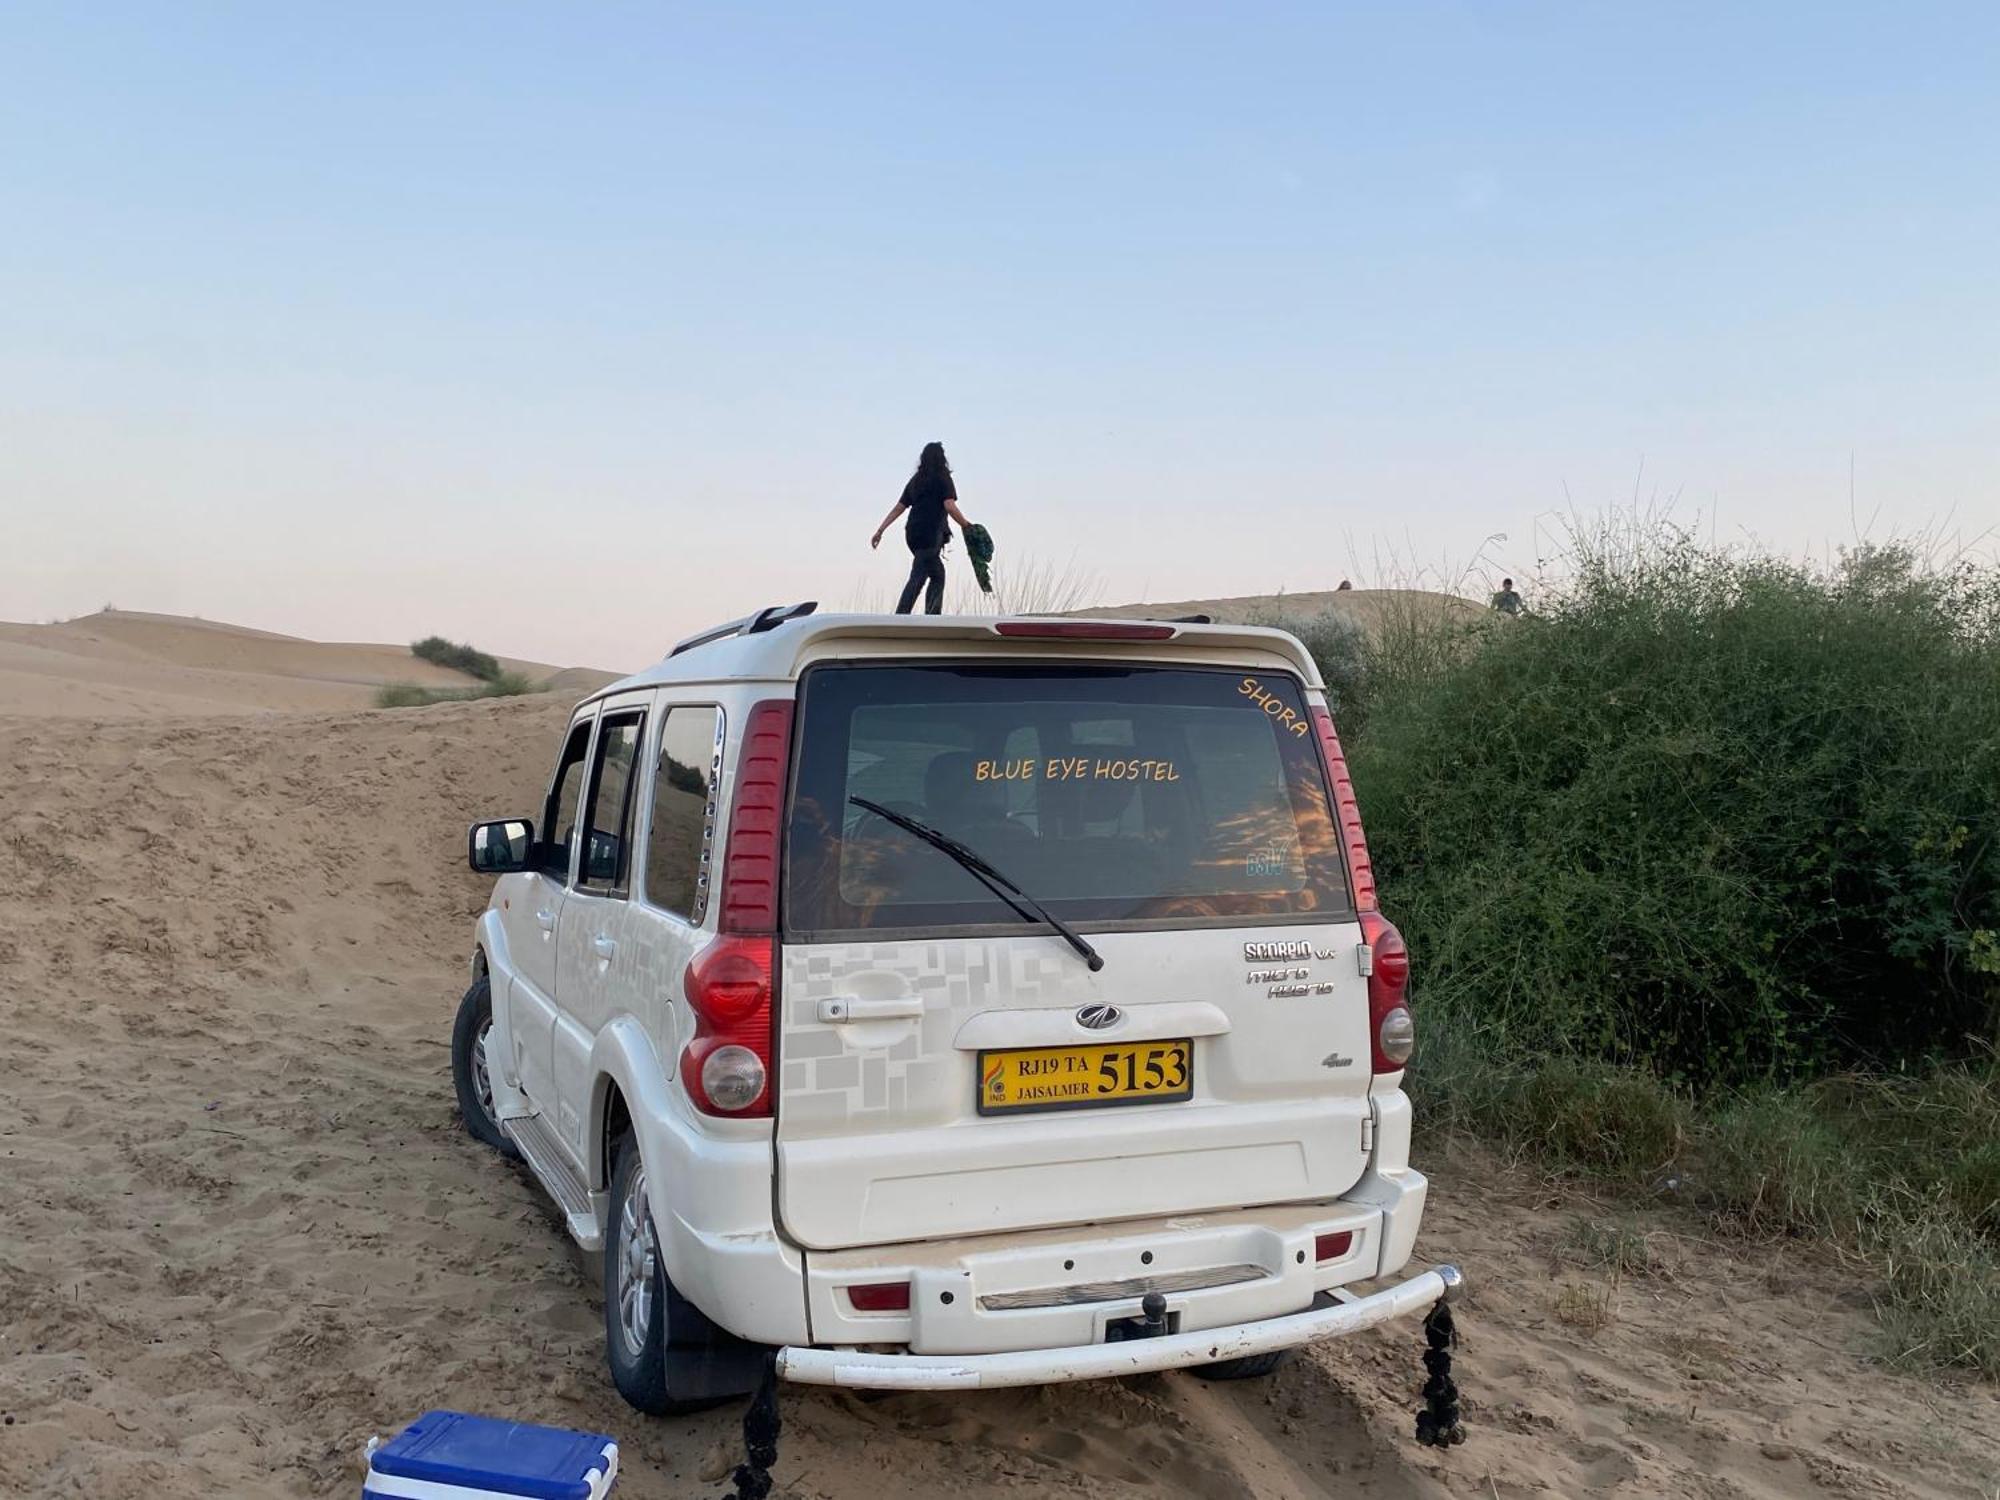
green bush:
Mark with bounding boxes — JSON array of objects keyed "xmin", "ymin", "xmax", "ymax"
[
  {"xmin": 1271, "ymin": 609, "xmax": 1372, "ymax": 732},
  {"xmin": 374, "ymin": 671, "xmax": 535, "ymax": 709},
  {"xmin": 1282, "ymin": 528, "xmax": 2000, "ymax": 1373},
  {"xmin": 374, "ymin": 682, "xmax": 436, "ymax": 709},
  {"xmin": 1263, "ymin": 598, "xmax": 1491, "ymax": 744},
  {"xmin": 411, "ymin": 635, "xmax": 503, "ymax": 682},
  {"xmin": 1345, "ymin": 534, "xmax": 2000, "ymax": 1087},
  {"xmin": 1698, "ymin": 1087, "xmax": 1861, "ymax": 1238},
  {"xmin": 1877, "ymin": 1211, "xmax": 2000, "ymax": 1376},
  {"xmin": 1410, "ymin": 1028, "xmax": 1691, "ymax": 1180},
  {"xmin": 1946, "ymin": 1140, "xmax": 2000, "ymax": 1237}
]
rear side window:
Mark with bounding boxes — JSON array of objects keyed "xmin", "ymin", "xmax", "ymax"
[
  {"xmin": 785, "ymin": 663, "xmax": 1352, "ymax": 934},
  {"xmin": 645, "ymin": 706, "xmax": 722, "ymax": 919}
]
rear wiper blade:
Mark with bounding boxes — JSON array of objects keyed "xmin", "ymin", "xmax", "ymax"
[{"xmin": 848, "ymin": 796, "xmax": 1105, "ymax": 972}]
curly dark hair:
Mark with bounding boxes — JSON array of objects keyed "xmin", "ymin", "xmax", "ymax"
[{"xmin": 911, "ymin": 441, "xmax": 951, "ymax": 486}]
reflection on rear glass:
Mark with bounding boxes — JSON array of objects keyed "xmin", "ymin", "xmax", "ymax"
[{"xmin": 785, "ymin": 664, "xmax": 1352, "ymax": 933}]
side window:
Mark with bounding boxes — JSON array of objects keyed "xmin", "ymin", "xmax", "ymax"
[
  {"xmin": 645, "ymin": 706, "xmax": 723, "ymax": 920},
  {"xmin": 578, "ymin": 712, "xmax": 646, "ymax": 893},
  {"xmin": 539, "ymin": 717, "xmax": 595, "ymax": 877}
]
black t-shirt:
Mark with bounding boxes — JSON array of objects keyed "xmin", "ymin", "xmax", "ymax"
[{"xmin": 900, "ymin": 470, "xmax": 956, "ymax": 550}]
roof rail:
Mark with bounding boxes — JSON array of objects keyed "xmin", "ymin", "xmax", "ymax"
[
  {"xmin": 668, "ymin": 601, "xmax": 819, "ymax": 658},
  {"xmin": 668, "ymin": 615, "xmax": 753, "ymax": 657},
  {"xmin": 745, "ymin": 600, "xmax": 818, "ymax": 635}
]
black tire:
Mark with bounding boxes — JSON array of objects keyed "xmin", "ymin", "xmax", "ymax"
[
  {"xmin": 1190, "ymin": 1349, "xmax": 1292, "ymax": 1381},
  {"xmin": 603, "ymin": 1135, "xmax": 752, "ymax": 1416},
  {"xmin": 451, "ymin": 975, "xmax": 519, "ymax": 1160}
]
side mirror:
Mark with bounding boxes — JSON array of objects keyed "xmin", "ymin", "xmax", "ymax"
[{"xmin": 469, "ymin": 818, "xmax": 535, "ymax": 874}]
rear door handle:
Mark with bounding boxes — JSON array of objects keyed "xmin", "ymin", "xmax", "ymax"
[
  {"xmin": 593, "ymin": 935, "xmax": 618, "ymax": 959},
  {"xmin": 817, "ymin": 996, "xmax": 923, "ymax": 1023},
  {"xmin": 535, "ymin": 908, "xmax": 557, "ymax": 932}
]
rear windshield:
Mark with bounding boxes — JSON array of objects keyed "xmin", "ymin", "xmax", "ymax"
[{"xmin": 784, "ymin": 662, "xmax": 1353, "ymax": 935}]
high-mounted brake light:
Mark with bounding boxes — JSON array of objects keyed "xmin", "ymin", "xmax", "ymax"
[
  {"xmin": 992, "ymin": 620, "xmax": 1178, "ymax": 641},
  {"xmin": 1310, "ymin": 706, "xmax": 1375, "ymax": 911},
  {"xmin": 681, "ymin": 698, "xmax": 793, "ymax": 1117}
]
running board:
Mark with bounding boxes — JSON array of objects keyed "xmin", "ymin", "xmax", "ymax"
[{"xmin": 501, "ymin": 1114, "xmax": 603, "ymax": 1253}]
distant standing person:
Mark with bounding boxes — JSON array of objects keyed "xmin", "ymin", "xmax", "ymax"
[
  {"xmin": 1491, "ymin": 577, "xmax": 1523, "ymax": 616},
  {"xmin": 871, "ymin": 441, "xmax": 973, "ymax": 615}
]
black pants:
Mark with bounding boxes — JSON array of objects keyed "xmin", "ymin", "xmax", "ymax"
[{"xmin": 896, "ymin": 547, "xmax": 946, "ymax": 615}]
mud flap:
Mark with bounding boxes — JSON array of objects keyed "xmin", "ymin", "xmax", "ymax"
[{"xmin": 666, "ymin": 1277, "xmax": 771, "ymax": 1402}]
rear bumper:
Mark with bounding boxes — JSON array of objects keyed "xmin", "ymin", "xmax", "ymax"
[{"xmin": 775, "ymin": 1262, "xmax": 1461, "ymax": 1390}]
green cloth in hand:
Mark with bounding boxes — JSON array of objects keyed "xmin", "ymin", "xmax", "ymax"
[{"xmin": 964, "ymin": 522, "xmax": 995, "ymax": 593}]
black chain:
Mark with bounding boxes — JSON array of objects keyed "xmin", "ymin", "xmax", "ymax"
[
  {"xmin": 1413, "ymin": 1300, "xmax": 1465, "ymax": 1448},
  {"xmin": 718, "ymin": 1354, "xmax": 782, "ymax": 1500}
]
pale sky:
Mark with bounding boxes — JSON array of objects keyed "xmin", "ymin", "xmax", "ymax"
[{"xmin": 3, "ymin": 2, "xmax": 1996, "ymax": 670}]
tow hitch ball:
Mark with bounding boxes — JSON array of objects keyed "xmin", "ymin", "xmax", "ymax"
[{"xmin": 1107, "ymin": 1291, "xmax": 1175, "ymax": 1343}]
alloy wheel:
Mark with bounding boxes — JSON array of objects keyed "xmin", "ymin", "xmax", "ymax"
[{"xmin": 616, "ymin": 1164, "xmax": 659, "ymax": 1358}]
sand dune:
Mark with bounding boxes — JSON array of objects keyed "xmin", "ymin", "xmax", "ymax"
[
  {"xmin": 0, "ymin": 611, "xmax": 618, "ymax": 717},
  {"xmin": 0, "ymin": 680, "xmax": 1993, "ymax": 1499},
  {"xmin": 1070, "ymin": 588, "xmax": 1488, "ymax": 635}
]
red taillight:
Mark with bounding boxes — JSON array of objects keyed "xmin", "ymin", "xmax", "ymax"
[
  {"xmin": 680, "ymin": 698, "xmax": 793, "ymax": 1117},
  {"xmin": 1309, "ymin": 706, "xmax": 1409, "ymax": 1070},
  {"xmin": 1360, "ymin": 909, "xmax": 1414, "ymax": 1075},
  {"xmin": 992, "ymin": 620, "xmax": 1178, "ymax": 641},
  {"xmin": 1314, "ymin": 1230, "xmax": 1354, "ymax": 1262},
  {"xmin": 718, "ymin": 699, "xmax": 793, "ymax": 935},
  {"xmin": 681, "ymin": 935, "xmax": 774, "ymax": 1115},
  {"xmin": 1310, "ymin": 706, "xmax": 1376, "ymax": 911},
  {"xmin": 846, "ymin": 1280, "xmax": 912, "ymax": 1312},
  {"xmin": 688, "ymin": 942, "xmax": 769, "ymax": 1024}
]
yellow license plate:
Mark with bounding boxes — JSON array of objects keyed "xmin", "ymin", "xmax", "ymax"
[{"xmin": 978, "ymin": 1039, "xmax": 1194, "ymax": 1115}]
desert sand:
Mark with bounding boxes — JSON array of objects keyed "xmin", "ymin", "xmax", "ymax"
[
  {"xmin": 1069, "ymin": 588, "xmax": 1488, "ymax": 635},
  {"xmin": 0, "ymin": 610, "xmax": 618, "ymax": 717},
  {"xmin": 1, "ymin": 616, "xmax": 1995, "ymax": 1499}
]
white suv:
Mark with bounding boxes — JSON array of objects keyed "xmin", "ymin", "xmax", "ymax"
[{"xmin": 455, "ymin": 606, "xmax": 1459, "ymax": 1412}]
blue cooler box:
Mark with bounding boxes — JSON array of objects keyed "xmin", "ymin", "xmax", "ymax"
[{"xmin": 363, "ymin": 1411, "xmax": 618, "ymax": 1500}]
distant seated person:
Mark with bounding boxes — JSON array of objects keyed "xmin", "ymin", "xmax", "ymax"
[{"xmin": 1490, "ymin": 578, "xmax": 1523, "ymax": 616}]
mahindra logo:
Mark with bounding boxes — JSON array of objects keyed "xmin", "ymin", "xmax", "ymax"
[{"xmin": 1075, "ymin": 1004, "xmax": 1122, "ymax": 1031}]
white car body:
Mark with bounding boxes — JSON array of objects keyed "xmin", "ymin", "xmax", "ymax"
[{"xmin": 465, "ymin": 611, "xmax": 1457, "ymax": 1398}]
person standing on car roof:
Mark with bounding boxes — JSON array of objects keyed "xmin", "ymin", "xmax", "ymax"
[{"xmin": 872, "ymin": 441, "xmax": 974, "ymax": 615}]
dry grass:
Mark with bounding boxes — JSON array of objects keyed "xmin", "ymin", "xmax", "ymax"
[
  {"xmin": 1559, "ymin": 1215, "xmax": 1688, "ymax": 1280},
  {"xmin": 844, "ymin": 549, "xmax": 1103, "ymax": 616},
  {"xmin": 1553, "ymin": 1279, "xmax": 1618, "ymax": 1333}
]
